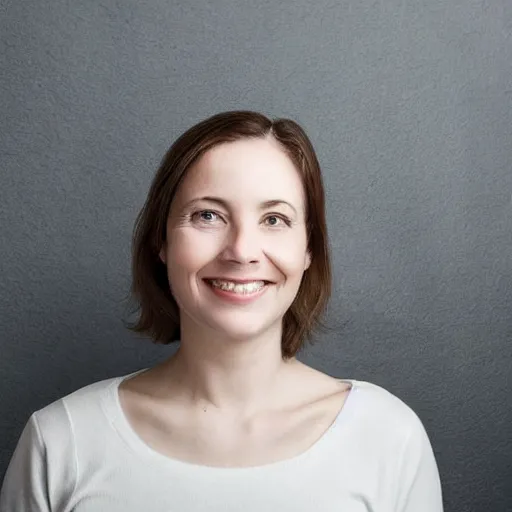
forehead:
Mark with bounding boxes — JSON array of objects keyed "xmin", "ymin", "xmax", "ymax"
[{"xmin": 176, "ymin": 137, "xmax": 305, "ymax": 206}]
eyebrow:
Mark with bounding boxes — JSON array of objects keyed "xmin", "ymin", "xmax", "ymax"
[{"xmin": 183, "ymin": 196, "xmax": 298, "ymax": 215}]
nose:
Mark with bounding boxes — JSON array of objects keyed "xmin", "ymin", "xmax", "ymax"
[{"xmin": 220, "ymin": 222, "xmax": 261, "ymax": 264}]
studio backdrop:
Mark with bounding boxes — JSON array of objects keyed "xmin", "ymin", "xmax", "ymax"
[{"xmin": 1, "ymin": 1, "xmax": 511, "ymax": 511}]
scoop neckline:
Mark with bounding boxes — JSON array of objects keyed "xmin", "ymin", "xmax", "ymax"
[{"xmin": 107, "ymin": 368, "xmax": 359, "ymax": 476}]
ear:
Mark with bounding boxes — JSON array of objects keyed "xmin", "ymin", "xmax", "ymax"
[
  {"xmin": 304, "ymin": 251, "xmax": 311, "ymax": 271},
  {"xmin": 159, "ymin": 247, "xmax": 166, "ymax": 264}
]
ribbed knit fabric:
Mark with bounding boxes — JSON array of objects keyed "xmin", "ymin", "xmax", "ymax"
[{"xmin": 1, "ymin": 370, "xmax": 443, "ymax": 512}]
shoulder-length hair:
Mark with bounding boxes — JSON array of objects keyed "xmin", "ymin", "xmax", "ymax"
[{"xmin": 125, "ymin": 110, "xmax": 331, "ymax": 359}]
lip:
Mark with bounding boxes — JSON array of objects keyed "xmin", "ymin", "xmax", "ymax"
[{"xmin": 202, "ymin": 278, "xmax": 274, "ymax": 284}]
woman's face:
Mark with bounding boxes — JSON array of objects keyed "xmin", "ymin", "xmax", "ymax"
[{"xmin": 159, "ymin": 136, "xmax": 311, "ymax": 342}]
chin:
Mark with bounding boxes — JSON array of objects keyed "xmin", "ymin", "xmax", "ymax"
[
  {"xmin": 206, "ymin": 315, "xmax": 281, "ymax": 343},
  {"xmin": 214, "ymin": 325, "xmax": 272, "ymax": 342}
]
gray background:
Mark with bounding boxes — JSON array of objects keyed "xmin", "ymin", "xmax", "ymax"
[{"xmin": 1, "ymin": 1, "xmax": 511, "ymax": 510}]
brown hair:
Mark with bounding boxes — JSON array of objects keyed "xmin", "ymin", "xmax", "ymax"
[{"xmin": 125, "ymin": 110, "xmax": 331, "ymax": 359}]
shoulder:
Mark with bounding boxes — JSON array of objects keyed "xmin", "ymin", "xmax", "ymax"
[
  {"xmin": 33, "ymin": 370, "xmax": 142, "ymax": 444},
  {"xmin": 340, "ymin": 380, "xmax": 443, "ymax": 509},
  {"xmin": 1, "ymin": 372, "xmax": 140, "ymax": 508},
  {"xmin": 341, "ymin": 379, "xmax": 439, "ymax": 478},
  {"xmin": 349, "ymin": 379, "xmax": 415, "ymax": 412},
  {"xmin": 35, "ymin": 375, "xmax": 119, "ymax": 429},
  {"xmin": 345, "ymin": 379, "xmax": 429, "ymax": 443}
]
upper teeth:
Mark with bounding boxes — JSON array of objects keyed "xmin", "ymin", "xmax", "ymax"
[{"xmin": 209, "ymin": 280, "xmax": 266, "ymax": 294}]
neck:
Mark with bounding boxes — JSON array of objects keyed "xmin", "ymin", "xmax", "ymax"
[{"xmin": 161, "ymin": 319, "xmax": 299, "ymax": 416}]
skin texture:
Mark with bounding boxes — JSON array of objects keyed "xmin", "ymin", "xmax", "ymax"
[{"xmin": 119, "ymin": 136, "xmax": 350, "ymax": 467}]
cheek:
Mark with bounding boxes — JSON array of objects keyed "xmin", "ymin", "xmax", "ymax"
[
  {"xmin": 167, "ymin": 229, "xmax": 222, "ymax": 274},
  {"xmin": 265, "ymin": 234, "xmax": 309, "ymax": 277}
]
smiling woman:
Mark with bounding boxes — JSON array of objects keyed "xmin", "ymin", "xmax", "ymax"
[
  {"xmin": 130, "ymin": 112, "xmax": 329, "ymax": 359},
  {"xmin": 0, "ymin": 111, "xmax": 443, "ymax": 511},
  {"xmin": 154, "ymin": 135, "xmax": 314, "ymax": 351}
]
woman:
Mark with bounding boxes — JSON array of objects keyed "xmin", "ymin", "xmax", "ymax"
[{"xmin": 0, "ymin": 111, "xmax": 443, "ymax": 511}]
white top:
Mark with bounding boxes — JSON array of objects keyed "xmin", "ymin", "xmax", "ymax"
[{"xmin": 0, "ymin": 369, "xmax": 443, "ymax": 512}]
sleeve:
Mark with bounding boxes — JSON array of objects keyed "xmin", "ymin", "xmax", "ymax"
[
  {"xmin": 0, "ymin": 413, "xmax": 51, "ymax": 512},
  {"xmin": 394, "ymin": 413, "xmax": 444, "ymax": 512}
]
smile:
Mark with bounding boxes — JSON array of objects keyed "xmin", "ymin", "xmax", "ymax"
[
  {"xmin": 205, "ymin": 279, "xmax": 266, "ymax": 294},
  {"xmin": 203, "ymin": 278, "xmax": 272, "ymax": 304}
]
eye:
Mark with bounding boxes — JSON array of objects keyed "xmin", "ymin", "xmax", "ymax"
[
  {"xmin": 264, "ymin": 214, "xmax": 291, "ymax": 227},
  {"xmin": 191, "ymin": 210, "xmax": 222, "ymax": 223},
  {"xmin": 200, "ymin": 210, "xmax": 217, "ymax": 221}
]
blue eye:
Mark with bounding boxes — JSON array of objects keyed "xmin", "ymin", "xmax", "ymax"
[
  {"xmin": 199, "ymin": 210, "xmax": 217, "ymax": 222},
  {"xmin": 189, "ymin": 210, "xmax": 222, "ymax": 224}
]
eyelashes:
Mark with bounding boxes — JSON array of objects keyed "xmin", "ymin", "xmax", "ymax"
[
  {"xmin": 190, "ymin": 209, "xmax": 293, "ymax": 228},
  {"xmin": 264, "ymin": 214, "xmax": 292, "ymax": 227},
  {"xmin": 187, "ymin": 210, "xmax": 222, "ymax": 225},
  {"xmin": 192, "ymin": 210, "xmax": 219, "ymax": 223}
]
